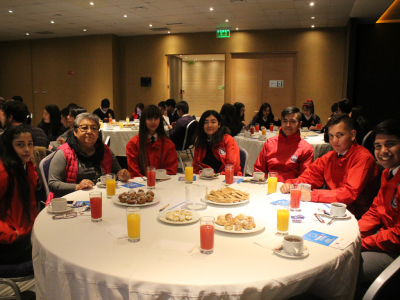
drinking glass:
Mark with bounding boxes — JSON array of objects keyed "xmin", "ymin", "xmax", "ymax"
[
  {"xmin": 268, "ymin": 172, "xmax": 278, "ymax": 194},
  {"xmin": 147, "ymin": 166, "xmax": 156, "ymax": 189},
  {"xmin": 106, "ymin": 173, "xmax": 116, "ymax": 198},
  {"xmin": 276, "ymin": 201, "xmax": 289, "ymax": 235},
  {"xmin": 261, "ymin": 128, "xmax": 267, "ymax": 135},
  {"xmin": 126, "ymin": 207, "xmax": 140, "ymax": 243},
  {"xmin": 225, "ymin": 164, "xmax": 234, "ymax": 185},
  {"xmin": 183, "ymin": 184, "xmax": 207, "ymax": 210},
  {"xmin": 185, "ymin": 161, "xmax": 193, "ymax": 184},
  {"xmin": 200, "ymin": 216, "xmax": 215, "ymax": 254},
  {"xmin": 270, "ymin": 123, "xmax": 274, "ymax": 132},
  {"xmin": 119, "ymin": 122, "xmax": 123, "ymax": 129},
  {"xmin": 316, "ymin": 123, "xmax": 322, "ymax": 131},
  {"xmin": 290, "ymin": 183, "xmax": 301, "ymax": 211},
  {"xmin": 255, "ymin": 123, "xmax": 260, "ymax": 132},
  {"xmin": 89, "ymin": 191, "xmax": 102, "ymax": 222},
  {"xmin": 126, "ymin": 116, "xmax": 130, "ymax": 123},
  {"xmin": 250, "ymin": 125, "xmax": 255, "ymax": 135}
]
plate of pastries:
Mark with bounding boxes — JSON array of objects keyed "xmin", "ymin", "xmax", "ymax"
[
  {"xmin": 113, "ymin": 189, "xmax": 160, "ymax": 206},
  {"xmin": 158, "ymin": 209, "xmax": 200, "ymax": 225},
  {"xmin": 214, "ymin": 213, "xmax": 265, "ymax": 234},
  {"xmin": 205, "ymin": 186, "xmax": 250, "ymax": 205}
]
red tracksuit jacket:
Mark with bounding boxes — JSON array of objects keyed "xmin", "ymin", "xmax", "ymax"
[
  {"xmin": 254, "ymin": 129, "xmax": 314, "ymax": 182},
  {"xmin": 286, "ymin": 142, "xmax": 379, "ymax": 218},
  {"xmin": 358, "ymin": 169, "xmax": 400, "ymax": 252},
  {"xmin": 126, "ymin": 135, "xmax": 178, "ymax": 177},
  {"xmin": 193, "ymin": 134, "xmax": 242, "ymax": 176}
]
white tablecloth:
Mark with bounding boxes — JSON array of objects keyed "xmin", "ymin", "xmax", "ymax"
[
  {"xmin": 32, "ymin": 176, "xmax": 360, "ymax": 300},
  {"xmin": 235, "ymin": 133, "xmax": 333, "ymax": 175},
  {"xmin": 101, "ymin": 127, "xmax": 139, "ymax": 156}
]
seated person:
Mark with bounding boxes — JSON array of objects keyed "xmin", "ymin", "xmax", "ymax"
[
  {"xmin": 126, "ymin": 105, "xmax": 178, "ymax": 177},
  {"xmin": 249, "ymin": 103, "xmax": 281, "ymax": 128},
  {"xmin": 301, "ymin": 99, "xmax": 321, "ymax": 130},
  {"xmin": 37, "ymin": 104, "xmax": 68, "ymax": 141},
  {"xmin": 254, "ymin": 106, "xmax": 314, "ymax": 182},
  {"xmin": 192, "ymin": 110, "xmax": 242, "ymax": 176},
  {"xmin": 323, "ymin": 102, "xmax": 339, "ymax": 142},
  {"xmin": 130, "ymin": 103, "xmax": 144, "ymax": 121},
  {"xmin": 234, "ymin": 102, "xmax": 246, "ymax": 125},
  {"xmin": 93, "ymin": 98, "xmax": 115, "ymax": 122},
  {"xmin": 168, "ymin": 101, "xmax": 195, "ymax": 149},
  {"xmin": 357, "ymin": 119, "xmax": 400, "ymax": 290},
  {"xmin": 220, "ymin": 103, "xmax": 243, "ymax": 137},
  {"xmin": 165, "ymin": 98, "xmax": 180, "ymax": 124},
  {"xmin": 48, "ymin": 113, "xmax": 130, "ymax": 201},
  {"xmin": 350, "ymin": 106, "xmax": 372, "ymax": 146},
  {"xmin": 337, "ymin": 98, "xmax": 352, "ymax": 114},
  {"xmin": 0, "ymin": 126, "xmax": 38, "ymax": 264},
  {"xmin": 281, "ymin": 114, "xmax": 379, "ymax": 219},
  {"xmin": 158, "ymin": 101, "xmax": 170, "ymax": 126}
]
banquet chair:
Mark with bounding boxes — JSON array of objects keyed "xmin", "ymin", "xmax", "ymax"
[
  {"xmin": 176, "ymin": 119, "xmax": 198, "ymax": 169},
  {"xmin": 104, "ymin": 136, "xmax": 110, "ymax": 146},
  {"xmin": 38, "ymin": 151, "xmax": 56, "ymax": 198},
  {"xmin": 362, "ymin": 255, "xmax": 400, "ymax": 300},
  {"xmin": 0, "ymin": 259, "xmax": 35, "ymax": 300},
  {"xmin": 239, "ymin": 147, "xmax": 249, "ymax": 176},
  {"xmin": 362, "ymin": 131, "xmax": 374, "ymax": 156}
]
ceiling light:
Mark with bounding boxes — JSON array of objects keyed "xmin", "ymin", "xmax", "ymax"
[
  {"xmin": 9, "ymin": 10, "xmax": 13, "ymax": 13},
  {"xmin": 311, "ymin": 17, "xmax": 315, "ymax": 19},
  {"xmin": 310, "ymin": 2, "xmax": 314, "ymax": 6},
  {"xmin": 311, "ymin": 25, "xmax": 315, "ymax": 28},
  {"xmin": 168, "ymin": 31, "xmax": 170, "ymax": 33},
  {"xmin": 210, "ymin": 7, "xmax": 213, "ymax": 11},
  {"xmin": 225, "ymin": 19, "xmax": 228, "ymax": 22},
  {"xmin": 90, "ymin": 2, "xmax": 94, "ymax": 5},
  {"xmin": 83, "ymin": 29, "xmax": 87, "ymax": 31},
  {"xmin": 124, "ymin": 15, "xmax": 127, "ymax": 18},
  {"xmin": 212, "ymin": 59, "xmax": 214, "ymax": 61},
  {"xmin": 185, "ymin": 57, "xmax": 187, "ymax": 58},
  {"xmin": 26, "ymin": 33, "xmax": 29, "ymax": 35},
  {"xmin": 236, "ymin": 28, "xmax": 239, "ymax": 30},
  {"xmin": 149, "ymin": 24, "xmax": 152, "ymax": 27},
  {"xmin": 180, "ymin": 55, "xmax": 182, "ymax": 56},
  {"xmin": 51, "ymin": 20, "xmax": 54, "ymax": 23}
]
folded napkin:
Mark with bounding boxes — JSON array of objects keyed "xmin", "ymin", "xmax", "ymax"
[
  {"xmin": 157, "ymin": 239, "xmax": 197, "ymax": 253},
  {"xmin": 104, "ymin": 224, "xmax": 127, "ymax": 239}
]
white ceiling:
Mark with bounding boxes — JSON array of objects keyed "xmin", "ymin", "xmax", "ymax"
[{"xmin": 0, "ymin": 0, "xmax": 394, "ymax": 41}]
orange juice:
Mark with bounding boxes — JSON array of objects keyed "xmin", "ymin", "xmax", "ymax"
[
  {"xmin": 106, "ymin": 179, "xmax": 116, "ymax": 197},
  {"xmin": 119, "ymin": 122, "xmax": 123, "ymax": 129},
  {"xmin": 277, "ymin": 209, "xmax": 289, "ymax": 232},
  {"xmin": 185, "ymin": 166, "xmax": 193, "ymax": 182},
  {"xmin": 262, "ymin": 129, "xmax": 266, "ymax": 135},
  {"xmin": 126, "ymin": 117, "xmax": 130, "ymax": 123},
  {"xmin": 127, "ymin": 213, "xmax": 140, "ymax": 239},
  {"xmin": 268, "ymin": 176, "xmax": 278, "ymax": 194}
]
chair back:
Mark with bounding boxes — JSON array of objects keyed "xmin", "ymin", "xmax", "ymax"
[
  {"xmin": 104, "ymin": 136, "xmax": 111, "ymax": 146},
  {"xmin": 39, "ymin": 152, "xmax": 56, "ymax": 198},
  {"xmin": 239, "ymin": 147, "xmax": 249, "ymax": 175},
  {"xmin": 182, "ymin": 119, "xmax": 198, "ymax": 150},
  {"xmin": 362, "ymin": 130, "xmax": 374, "ymax": 156}
]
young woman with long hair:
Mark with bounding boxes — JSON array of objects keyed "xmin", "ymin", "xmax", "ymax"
[
  {"xmin": 249, "ymin": 103, "xmax": 281, "ymax": 128},
  {"xmin": 301, "ymin": 99, "xmax": 321, "ymax": 130},
  {"xmin": 0, "ymin": 125, "xmax": 38, "ymax": 264},
  {"xmin": 233, "ymin": 102, "xmax": 245, "ymax": 123},
  {"xmin": 220, "ymin": 103, "xmax": 243, "ymax": 137},
  {"xmin": 37, "ymin": 104, "xmax": 68, "ymax": 141},
  {"xmin": 126, "ymin": 105, "xmax": 178, "ymax": 177},
  {"xmin": 130, "ymin": 103, "xmax": 145, "ymax": 121},
  {"xmin": 192, "ymin": 110, "xmax": 242, "ymax": 175}
]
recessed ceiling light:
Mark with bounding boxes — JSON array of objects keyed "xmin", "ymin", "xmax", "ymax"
[
  {"xmin": 90, "ymin": 2, "xmax": 94, "ymax": 5},
  {"xmin": 124, "ymin": 15, "xmax": 127, "ymax": 18},
  {"xmin": 149, "ymin": 24, "xmax": 152, "ymax": 27},
  {"xmin": 168, "ymin": 31, "xmax": 170, "ymax": 33},
  {"xmin": 311, "ymin": 25, "xmax": 315, "ymax": 28},
  {"xmin": 83, "ymin": 29, "xmax": 87, "ymax": 31},
  {"xmin": 51, "ymin": 20, "xmax": 54, "ymax": 24},
  {"xmin": 236, "ymin": 28, "xmax": 239, "ymax": 30},
  {"xmin": 310, "ymin": 2, "xmax": 314, "ymax": 6},
  {"xmin": 9, "ymin": 10, "xmax": 13, "ymax": 13},
  {"xmin": 26, "ymin": 33, "xmax": 29, "ymax": 35},
  {"xmin": 212, "ymin": 59, "xmax": 214, "ymax": 61},
  {"xmin": 225, "ymin": 19, "xmax": 228, "ymax": 22},
  {"xmin": 210, "ymin": 7, "xmax": 213, "ymax": 11},
  {"xmin": 185, "ymin": 57, "xmax": 187, "ymax": 58},
  {"xmin": 180, "ymin": 55, "xmax": 182, "ymax": 56},
  {"xmin": 311, "ymin": 16, "xmax": 315, "ymax": 19}
]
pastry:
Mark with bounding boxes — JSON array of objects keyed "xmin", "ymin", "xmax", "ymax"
[
  {"xmin": 224, "ymin": 222, "xmax": 233, "ymax": 230},
  {"xmin": 234, "ymin": 223, "xmax": 243, "ymax": 231},
  {"xmin": 236, "ymin": 213, "xmax": 246, "ymax": 220},
  {"xmin": 225, "ymin": 213, "xmax": 233, "ymax": 222},
  {"xmin": 145, "ymin": 194, "xmax": 154, "ymax": 202},
  {"xmin": 146, "ymin": 190, "xmax": 155, "ymax": 197},
  {"xmin": 216, "ymin": 218, "xmax": 226, "ymax": 226},
  {"xmin": 137, "ymin": 196, "xmax": 146, "ymax": 204}
]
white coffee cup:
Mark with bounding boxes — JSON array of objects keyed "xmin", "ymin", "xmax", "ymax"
[
  {"xmin": 330, "ymin": 203, "xmax": 347, "ymax": 217},
  {"xmin": 252, "ymin": 172, "xmax": 265, "ymax": 182},
  {"xmin": 302, "ymin": 127, "xmax": 309, "ymax": 132},
  {"xmin": 97, "ymin": 175, "xmax": 106, "ymax": 185},
  {"xmin": 201, "ymin": 168, "xmax": 214, "ymax": 177},
  {"xmin": 51, "ymin": 198, "xmax": 68, "ymax": 212},
  {"xmin": 156, "ymin": 169, "xmax": 167, "ymax": 179},
  {"xmin": 244, "ymin": 132, "xmax": 251, "ymax": 137},
  {"xmin": 283, "ymin": 235, "xmax": 304, "ymax": 256}
]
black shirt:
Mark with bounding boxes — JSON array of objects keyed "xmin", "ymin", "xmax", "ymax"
[
  {"xmin": 202, "ymin": 142, "xmax": 222, "ymax": 173},
  {"xmin": 93, "ymin": 108, "xmax": 115, "ymax": 122}
]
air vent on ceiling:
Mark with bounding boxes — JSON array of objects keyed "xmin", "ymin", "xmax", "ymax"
[
  {"xmin": 132, "ymin": 6, "xmax": 148, "ymax": 11},
  {"xmin": 34, "ymin": 31, "xmax": 55, "ymax": 35},
  {"xmin": 166, "ymin": 22, "xmax": 184, "ymax": 26},
  {"xmin": 230, "ymin": 0, "xmax": 245, "ymax": 2},
  {"xmin": 150, "ymin": 27, "xmax": 170, "ymax": 32},
  {"xmin": 52, "ymin": 14, "xmax": 63, "ymax": 17}
]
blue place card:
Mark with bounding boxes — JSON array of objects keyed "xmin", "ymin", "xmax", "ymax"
[
  {"xmin": 270, "ymin": 200, "xmax": 290, "ymax": 206},
  {"xmin": 178, "ymin": 175, "xmax": 197, "ymax": 181},
  {"xmin": 302, "ymin": 230, "xmax": 338, "ymax": 246},
  {"xmin": 74, "ymin": 201, "xmax": 91, "ymax": 208},
  {"xmin": 120, "ymin": 182, "xmax": 145, "ymax": 188},
  {"xmin": 222, "ymin": 178, "xmax": 244, "ymax": 184}
]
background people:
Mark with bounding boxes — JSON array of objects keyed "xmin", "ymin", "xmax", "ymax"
[
  {"xmin": 93, "ymin": 98, "xmax": 115, "ymax": 122},
  {"xmin": 301, "ymin": 99, "xmax": 321, "ymax": 130},
  {"xmin": 37, "ymin": 104, "xmax": 67, "ymax": 141},
  {"xmin": 130, "ymin": 103, "xmax": 144, "ymax": 121},
  {"xmin": 165, "ymin": 99, "xmax": 179, "ymax": 124},
  {"xmin": 249, "ymin": 103, "xmax": 281, "ymax": 128},
  {"xmin": 168, "ymin": 101, "xmax": 195, "ymax": 149},
  {"xmin": 220, "ymin": 103, "xmax": 243, "ymax": 137}
]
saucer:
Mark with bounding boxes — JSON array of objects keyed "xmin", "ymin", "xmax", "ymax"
[
  {"xmin": 156, "ymin": 175, "xmax": 171, "ymax": 181},
  {"xmin": 96, "ymin": 182, "xmax": 119, "ymax": 188},
  {"xmin": 273, "ymin": 244, "xmax": 309, "ymax": 259},
  {"xmin": 47, "ymin": 206, "xmax": 74, "ymax": 214},
  {"xmin": 319, "ymin": 213, "xmax": 351, "ymax": 220}
]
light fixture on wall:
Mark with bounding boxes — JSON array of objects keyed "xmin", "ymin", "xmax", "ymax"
[
  {"xmin": 51, "ymin": 20, "xmax": 54, "ymax": 23},
  {"xmin": 149, "ymin": 24, "xmax": 152, "ymax": 27},
  {"xmin": 225, "ymin": 19, "xmax": 228, "ymax": 22},
  {"xmin": 26, "ymin": 33, "xmax": 29, "ymax": 35},
  {"xmin": 210, "ymin": 7, "xmax": 213, "ymax": 11},
  {"xmin": 9, "ymin": 10, "xmax": 13, "ymax": 13},
  {"xmin": 310, "ymin": 2, "xmax": 314, "ymax": 6},
  {"xmin": 83, "ymin": 29, "xmax": 87, "ymax": 31},
  {"xmin": 311, "ymin": 25, "xmax": 315, "ymax": 28},
  {"xmin": 311, "ymin": 16, "xmax": 315, "ymax": 19},
  {"xmin": 124, "ymin": 15, "xmax": 127, "ymax": 18},
  {"xmin": 90, "ymin": 2, "xmax": 94, "ymax": 5}
]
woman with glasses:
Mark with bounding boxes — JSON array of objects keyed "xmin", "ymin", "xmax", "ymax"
[
  {"xmin": 47, "ymin": 113, "xmax": 130, "ymax": 201},
  {"xmin": 126, "ymin": 105, "xmax": 178, "ymax": 177},
  {"xmin": 301, "ymin": 99, "xmax": 321, "ymax": 130},
  {"xmin": 0, "ymin": 125, "xmax": 38, "ymax": 264}
]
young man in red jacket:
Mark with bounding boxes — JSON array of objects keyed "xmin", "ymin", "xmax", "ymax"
[
  {"xmin": 281, "ymin": 114, "xmax": 379, "ymax": 219},
  {"xmin": 357, "ymin": 119, "xmax": 400, "ymax": 287},
  {"xmin": 254, "ymin": 106, "xmax": 314, "ymax": 182}
]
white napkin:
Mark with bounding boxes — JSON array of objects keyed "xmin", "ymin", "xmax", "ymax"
[
  {"xmin": 104, "ymin": 224, "xmax": 127, "ymax": 239},
  {"xmin": 157, "ymin": 239, "xmax": 197, "ymax": 253}
]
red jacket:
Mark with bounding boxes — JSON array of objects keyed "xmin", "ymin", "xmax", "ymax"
[
  {"xmin": 254, "ymin": 129, "xmax": 314, "ymax": 182},
  {"xmin": 131, "ymin": 112, "xmax": 139, "ymax": 120},
  {"xmin": 0, "ymin": 160, "xmax": 38, "ymax": 244},
  {"xmin": 126, "ymin": 135, "xmax": 178, "ymax": 177},
  {"xmin": 358, "ymin": 169, "xmax": 400, "ymax": 252},
  {"xmin": 193, "ymin": 134, "xmax": 242, "ymax": 176},
  {"xmin": 286, "ymin": 142, "xmax": 379, "ymax": 218}
]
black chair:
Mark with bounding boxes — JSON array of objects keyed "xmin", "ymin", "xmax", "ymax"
[
  {"xmin": 176, "ymin": 120, "xmax": 198, "ymax": 169},
  {"xmin": 362, "ymin": 131, "xmax": 374, "ymax": 156},
  {"xmin": 0, "ymin": 259, "xmax": 35, "ymax": 300},
  {"xmin": 239, "ymin": 147, "xmax": 249, "ymax": 176}
]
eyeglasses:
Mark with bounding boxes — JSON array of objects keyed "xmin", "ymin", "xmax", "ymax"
[
  {"xmin": 52, "ymin": 212, "xmax": 77, "ymax": 220},
  {"xmin": 77, "ymin": 125, "xmax": 99, "ymax": 132}
]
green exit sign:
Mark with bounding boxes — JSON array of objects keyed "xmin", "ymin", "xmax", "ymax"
[{"xmin": 217, "ymin": 30, "xmax": 230, "ymax": 38}]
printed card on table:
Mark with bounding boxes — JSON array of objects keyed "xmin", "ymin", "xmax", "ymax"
[
  {"xmin": 222, "ymin": 178, "xmax": 244, "ymax": 184},
  {"xmin": 120, "ymin": 182, "xmax": 145, "ymax": 188},
  {"xmin": 302, "ymin": 230, "xmax": 338, "ymax": 246},
  {"xmin": 178, "ymin": 176, "xmax": 197, "ymax": 181}
]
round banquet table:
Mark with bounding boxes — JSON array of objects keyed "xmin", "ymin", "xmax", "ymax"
[
  {"xmin": 101, "ymin": 126, "xmax": 139, "ymax": 156},
  {"xmin": 32, "ymin": 176, "xmax": 360, "ymax": 300},
  {"xmin": 234, "ymin": 132, "xmax": 333, "ymax": 175}
]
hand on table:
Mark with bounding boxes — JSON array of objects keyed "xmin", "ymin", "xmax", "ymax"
[
  {"xmin": 76, "ymin": 179, "xmax": 94, "ymax": 191},
  {"xmin": 280, "ymin": 183, "xmax": 291, "ymax": 194},
  {"xmin": 118, "ymin": 169, "xmax": 131, "ymax": 182}
]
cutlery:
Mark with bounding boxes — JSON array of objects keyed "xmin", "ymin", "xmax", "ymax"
[
  {"xmin": 327, "ymin": 217, "xmax": 336, "ymax": 226},
  {"xmin": 159, "ymin": 204, "xmax": 169, "ymax": 211}
]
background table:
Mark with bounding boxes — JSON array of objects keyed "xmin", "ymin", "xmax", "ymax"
[
  {"xmin": 32, "ymin": 176, "xmax": 360, "ymax": 300},
  {"xmin": 235, "ymin": 132, "xmax": 333, "ymax": 175},
  {"xmin": 101, "ymin": 126, "xmax": 139, "ymax": 156}
]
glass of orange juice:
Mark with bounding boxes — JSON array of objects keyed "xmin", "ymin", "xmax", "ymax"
[
  {"xmin": 268, "ymin": 172, "xmax": 278, "ymax": 194},
  {"xmin": 126, "ymin": 207, "xmax": 140, "ymax": 243},
  {"xmin": 126, "ymin": 116, "xmax": 130, "ymax": 123},
  {"xmin": 106, "ymin": 173, "xmax": 116, "ymax": 198},
  {"xmin": 276, "ymin": 201, "xmax": 289, "ymax": 235},
  {"xmin": 185, "ymin": 161, "xmax": 193, "ymax": 184}
]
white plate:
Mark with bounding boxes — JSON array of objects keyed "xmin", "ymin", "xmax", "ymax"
[
  {"xmin": 96, "ymin": 182, "xmax": 120, "ymax": 188},
  {"xmin": 206, "ymin": 198, "xmax": 249, "ymax": 206},
  {"xmin": 158, "ymin": 210, "xmax": 200, "ymax": 225},
  {"xmin": 215, "ymin": 218, "xmax": 265, "ymax": 234},
  {"xmin": 319, "ymin": 213, "xmax": 351, "ymax": 220},
  {"xmin": 156, "ymin": 175, "xmax": 171, "ymax": 181},
  {"xmin": 247, "ymin": 177, "xmax": 267, "ymax": 184},
  {"xmin": 273, "ymin": 244, "xmax": 309, "ymax": 259},
  {"xmin": 47, "ymin": 206, "xmax": 74, "ymax": 214},
  {"xmin": 206, "ymin": 185, "xmax": 250, "ymax": 206},
  {"xmin": 199, "ymin": 174, "xmax": 219, "ymax": 180},
  {"xmin": 112, "ymin": 194, "xmax": 160, "ymax": 207}
]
